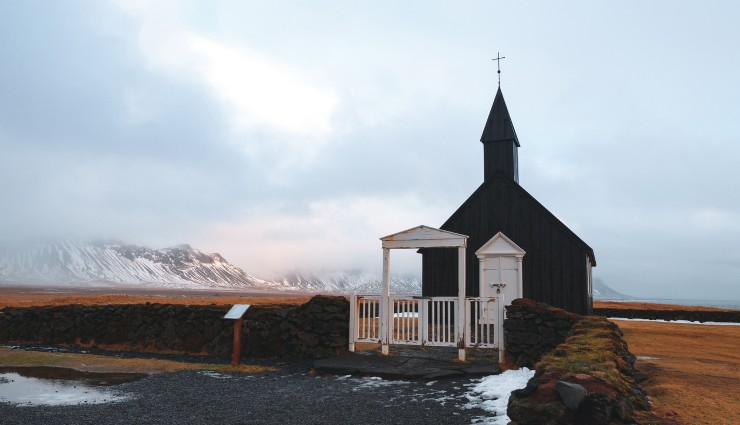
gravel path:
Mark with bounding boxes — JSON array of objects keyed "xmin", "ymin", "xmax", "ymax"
[{"xmin": 0, "ymin": 368, "xmax": 491, "ymax": 424}]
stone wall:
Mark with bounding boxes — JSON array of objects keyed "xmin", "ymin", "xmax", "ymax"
[
  {"xmin": 0, "ymin": 295, "xmax": 349, "ymax": 360},
  {"xmin": 504, "ymin": 298, "xmax": 580, "ymax": 368},
  {"xmin": 504, "ymin": 298, "xmax": 657, "ymax": 425},
  {"xmin": 593, "ymin": 307, "xmax": 739, "ymax": 323},
  {"xmin": 246, "ymin": 295, "xmax": 349, "ymax": 359}
]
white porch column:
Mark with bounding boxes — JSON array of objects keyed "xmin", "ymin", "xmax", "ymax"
[
  {"xmin": 516, "ymin": 256, "xmax": 524, "ymax": 299},
  {"xmin": 380, "ymin": 247, "xmax": 391, "ymax": 355},
  {"xmin": 349, "ymin": 294, "xmax": 356, "ymax": 352},
  {"xmin": 457, "ymin": 246, "xmax": 466, "ymax": 361}
]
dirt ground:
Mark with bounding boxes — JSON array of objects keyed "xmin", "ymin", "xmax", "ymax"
[{"xmin": 613, "ymin": 319, "xmax": 740, "ymax": 425}]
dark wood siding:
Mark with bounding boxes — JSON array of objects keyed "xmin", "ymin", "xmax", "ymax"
[
  {"xmin": 483, "ymin": 141, "xmax": 518, "ymax": 182},
  {"xmin": 421, "ymin": 175, "xmax": 593, "ymax": 315}
]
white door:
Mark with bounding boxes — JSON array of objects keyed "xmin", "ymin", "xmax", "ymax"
[{"xmin": 481, "ymin": 255, "xmax": 519, "ymax": 302}]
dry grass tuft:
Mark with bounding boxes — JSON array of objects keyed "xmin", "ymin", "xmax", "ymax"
[{"xmin": 0, "ymin": 346, "xmax": 276, "ymax": 374}]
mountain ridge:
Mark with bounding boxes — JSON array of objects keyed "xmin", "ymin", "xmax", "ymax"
[
  {"xmin": 0, "ymin": 241, "xmax": 421, "ymax": 293},
  {"xmin": 0, "ymin": 241, "xmax": 265, "ymax": 289},
  {"xmin": 0, "ymin": 240, "xmax": 631, "ymax": 299}
]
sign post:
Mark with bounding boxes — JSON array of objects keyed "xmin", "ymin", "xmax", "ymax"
[{"xmin": 223, "ymin": 304, "xmax": 250, "ymax": 366}]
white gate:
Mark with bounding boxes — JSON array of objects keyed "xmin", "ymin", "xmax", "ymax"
[
  {"xmin": 351, "ymin": 295, "xmax": 469, "ymax": 349},
  {"xmin": 390, "ymin": 296, "xmax": 423, "ymax": 345},
  {"xmin": 349, "ymin": 295, "xmax": 381, "ymax": 351},
  {"xmin": 350, "ymin": 294, "xmax": 503, "ymax": 356},
  {"xmin": 466, "ymin": 297, "xmax": 501, "ymax": 348},
  {"xmin": 389, "ymin": 296, "xmax": 459, "ymax": 347},
  {"xmin": 422, "ymin": 297, "xmax": 458, "ymax": 347}
]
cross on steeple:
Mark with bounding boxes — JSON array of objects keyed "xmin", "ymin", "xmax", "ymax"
[{"xmin": 492, "ymin": 52, "xmax": 505, "ymax": 86}]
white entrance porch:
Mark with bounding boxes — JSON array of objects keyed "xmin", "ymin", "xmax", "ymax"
[{"xmin": 348, "ymin": 225, "xmax": 518, "ymax": 363}]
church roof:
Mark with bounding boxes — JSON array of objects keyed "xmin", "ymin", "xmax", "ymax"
[
  {"xmin": 441, "ymin": 172, "xmax": 596, "ymax": 266},
  {"xmin": 480, "ymin": 87, "xmax": 520, "ymax": 146}
]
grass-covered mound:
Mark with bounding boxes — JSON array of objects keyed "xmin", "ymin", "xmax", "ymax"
[{"xmin": 508, "ymin": 312, "xmax": 677, "ymax": 425}]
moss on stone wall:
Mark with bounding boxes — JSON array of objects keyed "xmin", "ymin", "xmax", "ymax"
[{"xmin": 505, "ymin": 299, "xmax": 670, "ymax": 425}]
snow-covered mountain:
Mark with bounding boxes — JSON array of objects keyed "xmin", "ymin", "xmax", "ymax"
[
  {"xmin": 0, "ymin": 240, "xmax": 420, "ymax": 293},
  {"xmin": 0, "ymin": 240, "xmax": 629, "ymax": 299},
  {"xmin": 269, "ymin": 270, "xmax": 422, "ymax": 294},
  {"xmin": 592, "ymin": 278, "xmax": 634, "ymax": 300},
  {"xmin": 0, "ymin": 241, "xmax": 267, "ymax": 289}
]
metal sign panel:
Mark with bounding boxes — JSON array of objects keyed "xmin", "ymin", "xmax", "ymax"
[{"xmin": 224, "ymin": 304, "xmax": 250, "ymax": 320}]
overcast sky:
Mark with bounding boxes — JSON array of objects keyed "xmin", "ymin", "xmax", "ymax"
[{"xmin": 1, "ymin": 1, "xmax": 738, "ymax": 300}]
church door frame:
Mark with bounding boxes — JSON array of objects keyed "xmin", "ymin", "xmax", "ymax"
[{"xmin": 475, "ymin": 232, "xmax": 525, "ymax": 361}]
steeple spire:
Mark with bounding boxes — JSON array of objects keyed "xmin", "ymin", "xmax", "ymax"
[
  {"xmin": 480, "ymin": 87, "xmax": 519, "ymax": 146},
  {"xmin": 480, "ymin": 86, "xmax": 520, "ymax": 183}
]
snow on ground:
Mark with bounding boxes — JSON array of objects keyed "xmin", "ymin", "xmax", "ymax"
[
  {"xmin": 337, "ymin": 370, "xmax": 537, "ymax": 423},
  {"xmin": 197, "ymin": 371, "xmax": 232, "ymax": 379},
  {"xmin": 609, "ymin": 318, "xmax": 740, "ymax": 326},
  {"xmin": 464, "ymin": 368, "xmax": 535, "ymax": 425},
  {"xmin": 349, "ymin": 376, "xmax": 411, "ymax": 391}
]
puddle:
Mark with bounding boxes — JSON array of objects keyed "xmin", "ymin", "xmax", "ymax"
[{"xmin": 0, "ymin": 366, "xmax": 145, "ymax": 406}]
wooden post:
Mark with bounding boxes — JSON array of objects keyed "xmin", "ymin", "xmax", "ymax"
[
  {"xmin": 224, "ymin": 304, "xmax": 250, "ymax": 367},
  {"xmin": 232, "ymin": 317, "xmax": 243, "ymax": 366},
  {"xmin": 457, "ymin": 246, "xmax": 466, "ymax": 361},
  {"xmin": 380, "ymin": 247, "xmax": 391, "ymax": 355},
  {"xmin": 348, "ymin": 294, "xmax": 356, "ymax": 352}
]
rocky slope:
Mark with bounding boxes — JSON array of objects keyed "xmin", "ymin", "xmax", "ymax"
[{"xmin": 592, "ymin": 278, "xmax": 634, "ymax": 300}]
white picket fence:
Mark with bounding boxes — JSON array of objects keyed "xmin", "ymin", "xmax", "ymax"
[
  {"xmin": 350, "ymin": 294, "xmax": 381, "ymax": 344},
  {"xmin": 349, "ymin": 294, "xmax": 502, "ymax": 353}
]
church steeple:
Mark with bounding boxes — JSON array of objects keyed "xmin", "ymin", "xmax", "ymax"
[{"xmin": 481, "ymin": 87, "xmax": 519, "ymax": 183}]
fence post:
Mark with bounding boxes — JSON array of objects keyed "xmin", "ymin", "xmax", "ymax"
[
  {"xmin": 380, "ymin": 247, "xmax": 391, "ymax": 355},
  {"xmin": 457, "ymin": 246, "xmax": 466, "ymax": 361},
  {"xmin": 349, "ymin": 294, "xmax": 356, "ymax": 352}
]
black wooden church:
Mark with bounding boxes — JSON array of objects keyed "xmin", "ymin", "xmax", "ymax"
[{"xmin": 420, "ymin": 86, "xmax": 596, "ymax": 315}]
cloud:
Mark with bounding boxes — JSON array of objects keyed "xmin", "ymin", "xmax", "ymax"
[
  {"xmin": 193, "ymin": 194, "xmax": 451, "ymax": 277},
  {"xmin": 113, "ymin": 0, "xmax": 340, "ymax": 169},
  {"xmin": 690, "ymin": 208, "xmax": 739, "ymax": 233}
]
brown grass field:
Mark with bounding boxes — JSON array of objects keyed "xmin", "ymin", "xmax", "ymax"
[
  {"xmin": 0, "ymin": 285, "xmax": 312, "ymax": 308},
  {"xmin": 613, "ymin": 319, "xmax": 740, "ymax": 425},
  {"xmin": 1, "ymin": 287, "xmax": 738, "ymax": 423},
  {"xmin": 595, "ymin": 300, "xmax": 738, "ymax": 312}
]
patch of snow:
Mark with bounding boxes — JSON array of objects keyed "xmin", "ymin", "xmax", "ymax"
[
  {"xmin": 351, "ymin": 376, "xmax": 411, "ymax": 391},
  {"xmin": 608, "ymin": 318, "xmax": 740, "ymax": 326},
  {"xmin": 464, "ymin": 368, "xmax": 535, "ymax": 425},
  {"xmin": 637, "ymin": 356, "xmax": 660, "ymax": 360},
  {"xmin": 198, "ymin": 371, "xmax": 231, "ymax": 379}
]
